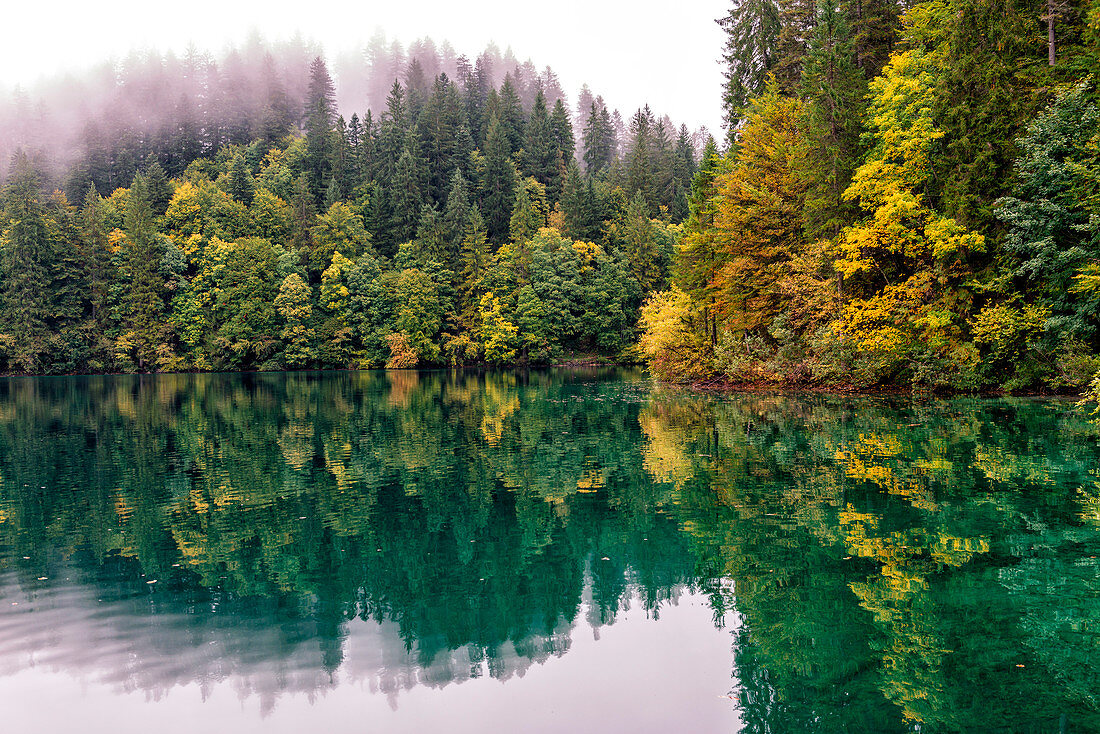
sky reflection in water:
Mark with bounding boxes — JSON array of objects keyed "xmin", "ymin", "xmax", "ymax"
[{"xmin": 0, "ymin": 370, "xmax": 1098, "ymax": 732}]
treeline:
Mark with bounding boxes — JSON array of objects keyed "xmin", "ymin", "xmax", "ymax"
[
  {"xmin": 0, "ymin": 47, "xmax": 700, "ymax": 374},
  {"xmin": 0, "ymin": 34, "xmax": 638, "ymax": 194},
  {"xmin": 642, "ymin": 0, "xmax": 1100, "ymax": 393}
]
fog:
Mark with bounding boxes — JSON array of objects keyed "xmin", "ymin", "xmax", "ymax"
[{"xmin": 0, "ymin": 1, "xmax": 727, "ymax": 186}]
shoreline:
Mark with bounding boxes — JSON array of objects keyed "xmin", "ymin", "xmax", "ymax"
[{"xmin": 0, "ymin": 364, "xmax": 1088, "ymax": 400}]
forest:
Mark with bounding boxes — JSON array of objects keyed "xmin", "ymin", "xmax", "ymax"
[
  {"xmin": 642, "ymin": 0, "xmax": 1100, "ymax": 393},
  {"xmin": 3, "ymin": 2, "xmax": 1100, "ymax": 394},
  {"xmin": 0, "ymin": 36, "xmax": 697, "ymax": 374}
]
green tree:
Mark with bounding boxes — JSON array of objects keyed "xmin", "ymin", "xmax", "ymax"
[
  {"xmin": 227, "ymin": 152, "xmax": 255, "ymax": 206},
  {"xmin": 304, "ymin": 56, "xmax": 338, "ymax": 203},
  {"xmin": 719, "ymin": 0, "xmax": 781, "ymax": 141},
  {"xmin": 0, "ymin": 155, "xmax": 52, "ymax": 372},
  {"xmin": 116, "ymin": 177, "xmax": 169, "ymax": 371},
  {"xmin": 998, "ymin": 81, "xmax": 1100, "ymax": 343},
  {"xmin": 482, "ymin": 113, "xmax": 518, "ymax": 244}
]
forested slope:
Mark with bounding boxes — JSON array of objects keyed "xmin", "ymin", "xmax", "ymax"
[
  {"xmin": 0, "ymin": 37, "xmax": 699, "ymax": 374},
  {"xmin": 642, "ymin": 0, "xmax": 1100, "ymax": 393}
]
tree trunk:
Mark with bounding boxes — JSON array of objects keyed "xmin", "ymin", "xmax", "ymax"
[{"xmin": 1048, "ymin": 0, "xmax": 1056, "ymax": 66}]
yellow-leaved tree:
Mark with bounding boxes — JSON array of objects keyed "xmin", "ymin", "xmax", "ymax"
[{"xmin": 831, "ymin": 50, "xmax": 984, "ymax": 389}]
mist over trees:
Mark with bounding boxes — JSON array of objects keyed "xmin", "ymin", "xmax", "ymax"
[{"xmin": 0, "ymin": 33, "xmax": 705, "ymax": 374}]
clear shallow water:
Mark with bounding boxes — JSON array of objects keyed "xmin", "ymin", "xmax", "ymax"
[{"xmin": 0, "ymin": 370, "xmax": 1098, "ymax": 732}]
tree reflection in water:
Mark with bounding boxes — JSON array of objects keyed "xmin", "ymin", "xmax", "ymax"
[{"xmin": 0, "ymin": 371, "xmax": 1097, "ymax": 730}]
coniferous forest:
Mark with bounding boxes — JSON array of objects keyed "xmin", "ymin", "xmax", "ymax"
[{"xmin": 2, "ymin": 4, "xmax": 1100, "ymax": 395}]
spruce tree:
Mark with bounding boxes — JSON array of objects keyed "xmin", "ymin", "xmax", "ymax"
[
  {"xmin": 443, "ymin": 170, "xmax": 473, "ymax": 258},
  {"xmin": 550, "ymin": 99, "xmax": 575, "ymax": 165},
  {"xmin": 719, "ymin": 0, "xmax": 781, "ymax": 142},
  {"xmin": 117, "ymin": 176, "xmax": 167, "ymax": 371},
  {"xmin": 0, "ymin": 154, "xmax": 51, "ymax": 371},
  {"xmin": 626, "ymin": 107, "xmax": 657, "ymax": 211},
  {"xmin": 458, "ymin": 207, "xmax": 491, "ymax": 331},
  {"xmin": 998, "ymin": 81, "xmax": 1100, "ymax": 344},
  {"xmin": 523, "ymin": 90, "xmax": 561, "ymax": 202},
  {"xmin": 498, "ymin": 75, "xmax": 527, "ymax": 154},
  {"xmin": 392, "ymin": 145, "xmax": 425, "ymax": 244},
  {"xmin": 304, "ymin": 56, "xmax": 338, "ymax": 203},
  {"xmin": 481, "ymin": 113, "xmax": 518, "ymax": 244},
  {"xmin": 583, "ymin": 101, "xmax": 615, "ymax": 176},
  {"xmin": 144, "ymin": 160, "xmax": 172, "ymax": 216},
  {"xmin": 228, "ymin": 153, "xmax": 255, "ymax": 206},
  {"xmin": 800, "ymin": 1, "xmax": 867, "ymax": 237}
]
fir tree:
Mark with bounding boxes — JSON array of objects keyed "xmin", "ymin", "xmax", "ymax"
[
  {"xmin": 719, "ymin": 0, "xmax": 781, "ymax": 142},
  {"xmin": 117, "ymin": 176, "xmax": 167, "ymax": 371},
  {"xmin": 481, "ymin": 113, "xmax": 518, "ymax": 244},
  {"xmin": 0, "ymin": 154, "xmax": 51, "ymax": 371},
  {"xmin": 304, "ymin": 56, "xmax": 338, "ymax": 203},
  {"xmin": 583, "ymin": 100, "xmax": 615, "ymax": 175},
  {"xmin": 228, "ymin": 153, "xmax": 255, "ymax": 206}
]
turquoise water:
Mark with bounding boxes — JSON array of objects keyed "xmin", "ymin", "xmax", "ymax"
[{"xmin": 0, "ymin": 370, "xmax": 1098, "ymax": 732}]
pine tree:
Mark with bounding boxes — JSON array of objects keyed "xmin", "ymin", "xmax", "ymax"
[
  {"xmin": 0, "ymin": 154, "xmax": 51, "ymax": 371},
  {"xmin": 799, "ymin": 1, "xmax": 867, "ymax": 237},
  {"xmin": 392, "ymin": 144, "xmax": 425, "ymax": 244},
  {"xmin": 117, "ymin": 176, "xmax": 167, "ymax": 371},
  {"xmin": 304, "ymin": 56, "xmax": 338, "ymax": 203},
  {"xmin": 550, "ymin": 99, "xmax": 575, "ymax": 165},
  {"xmin": 523, "ymin": 90, "xmax": 561, "ymax": 202},
  {"xmin": 481, "ymin": 113, "xmax": 518, "ymax": 244},
  {"xmin": 719, "ymin": 0, "xmax": 781, "ymax": 142},
  {"xmin": 583, "ymin": 100, "xmax": 615, "ymax": 175},
  {"xmin": 144, "ymin": 160, "xmax": 172, "ymax": 216},
  {"xmin": 228, "ymin": 152, "xmax": 255, "ymax": 206}
]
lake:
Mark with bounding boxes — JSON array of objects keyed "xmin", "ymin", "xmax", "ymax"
[{"xmin": 0, "ymin": 369, "xmax": 1097, "ymax": 732}]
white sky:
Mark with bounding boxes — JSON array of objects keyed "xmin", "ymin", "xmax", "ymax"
[{"xmin": 2, "ymin": 0, "xmax": 728, "ymax": 134}]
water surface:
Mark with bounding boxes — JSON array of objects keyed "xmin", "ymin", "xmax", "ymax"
[{"xmin": 0, "ymin": 370, "xmax": 1098, "ymax": 732}]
